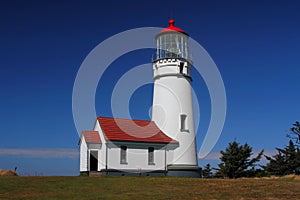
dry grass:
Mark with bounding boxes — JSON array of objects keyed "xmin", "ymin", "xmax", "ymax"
[
  {"xmin": 0, "ymin": 169, "xmax": 18, "ymax": 176},
  {"xmin": 0, "ymin": 176, "xmax": 299, "ymax": 199}
]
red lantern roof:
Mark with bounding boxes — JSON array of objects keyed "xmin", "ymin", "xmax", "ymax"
[{"xmin": 160, "ymin": 19, "xmax": 188, "ymax": 35}]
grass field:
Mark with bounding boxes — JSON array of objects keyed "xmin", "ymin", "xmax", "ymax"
[{"xmin": 0, "ymin": 176, "xmax": 300, "ymax": 199}]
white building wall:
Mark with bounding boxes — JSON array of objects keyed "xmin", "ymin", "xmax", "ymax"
[
  {"xmin": 79, "ymin": 137, "xmax": 88, "ymax": 172},
  {"xmin": 106, "ymin": 145, "xmax": 166, "ymax": 172},
  {"xmin": 94, "ymin": 121, "xmax": 106, "ymax": 171},
  {"xmin": 166, "ymin": 149, "xmax": 174, "ymax": 165}
]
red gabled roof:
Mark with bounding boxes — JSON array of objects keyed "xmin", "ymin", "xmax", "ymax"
[
  {"xmin": 160, "ymin": 19, "xmax": 188, "ymax": 35},
  {"xmin": 97, "ymin": 117, "xmax": 178, "ymax": 144},
  {"xmin": 82, "ymin": 130, "xmax": 101, "ymax": 143}
]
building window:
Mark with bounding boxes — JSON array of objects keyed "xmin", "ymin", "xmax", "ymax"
[
  {"xmin": 120, "ymin": 146, "xmax": 127, "ymax": 164},
  {"xmin": 148, "ymin": 147, "xmax": 155, "ymax": 165},
  {"xmin": 180, "ymin": 114, "xmax": 189, "ymax": 132}
]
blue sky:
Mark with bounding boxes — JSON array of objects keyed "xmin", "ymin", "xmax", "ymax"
[{"xmin": 0, "ymin": 0, "xmax": 299, "ymax": 175}]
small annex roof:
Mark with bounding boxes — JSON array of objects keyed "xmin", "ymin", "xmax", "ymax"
[
  {"xmin": 97, "ymin": 116, "xmax": 178, "ymax": 144},
  {"xmin": 82, "ymin": 130, "xmax": 101, "ymax": 143}
]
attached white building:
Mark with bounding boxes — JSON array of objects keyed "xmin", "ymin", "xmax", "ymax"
[
  {"xmin": 79, "ymin": 19, "xmax": 200, "ymax": 177},
  {"xmin": 79, "ymin": 117, "xmax": 179, "ymax": 176}
]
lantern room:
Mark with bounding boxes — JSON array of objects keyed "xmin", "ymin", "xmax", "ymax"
[{"xmin": 155, "ymin": 19, "xmax": 191, "ymax": 61}]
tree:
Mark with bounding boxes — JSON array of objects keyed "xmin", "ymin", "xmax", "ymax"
[
  {"xmin": 287, "ymin": 121, "xmax": 300, "ymax": 146},
  {"xmin": 264, "ymin": 140, "xmax": 300, "ymax": 175},
  {"xmin": 217, "ymin": 141, "xmax": 264, "ymax": 178},
  {"xmin": 202, "ymin": 163, "xmax": 212, "ymax": 178}
]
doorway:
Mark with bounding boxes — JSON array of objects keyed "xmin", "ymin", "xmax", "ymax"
[{"xmin": 90, "ymin": 151, "xmax": 98, "ymax": 171}]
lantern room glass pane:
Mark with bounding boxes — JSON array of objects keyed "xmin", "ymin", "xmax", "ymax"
[{"xmin": 156, "ymin": 33, "xmax": 190, "ymax": 60}]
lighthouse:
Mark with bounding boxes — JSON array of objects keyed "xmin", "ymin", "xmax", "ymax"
[
  {"xmin": 79, "ymin": 19, "xmax": 200, "ymax": 177},
  {"xmin": 152, "ymin": 19, "xmax": 199, "ymax": 176}
]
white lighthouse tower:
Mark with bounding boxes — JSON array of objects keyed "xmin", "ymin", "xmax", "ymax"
[{"xmin": 152, "ymin": 19, "xmax": 199, "ymax": 176}]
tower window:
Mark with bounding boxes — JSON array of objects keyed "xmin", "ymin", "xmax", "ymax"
[
  {"xmin": 148, "ymin": 147, "xmax": 155, "ymax": 165},
  {"xmin": 180, "ymin": 114, "xmax": 189, "ymax": 132},
  {"xmin": 120, "ymin": 146, "xmax": 127, "ymax": 164},
  {"xmin": 179, "ymin": 62, "xmax": 184, "ymax": 74}
]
